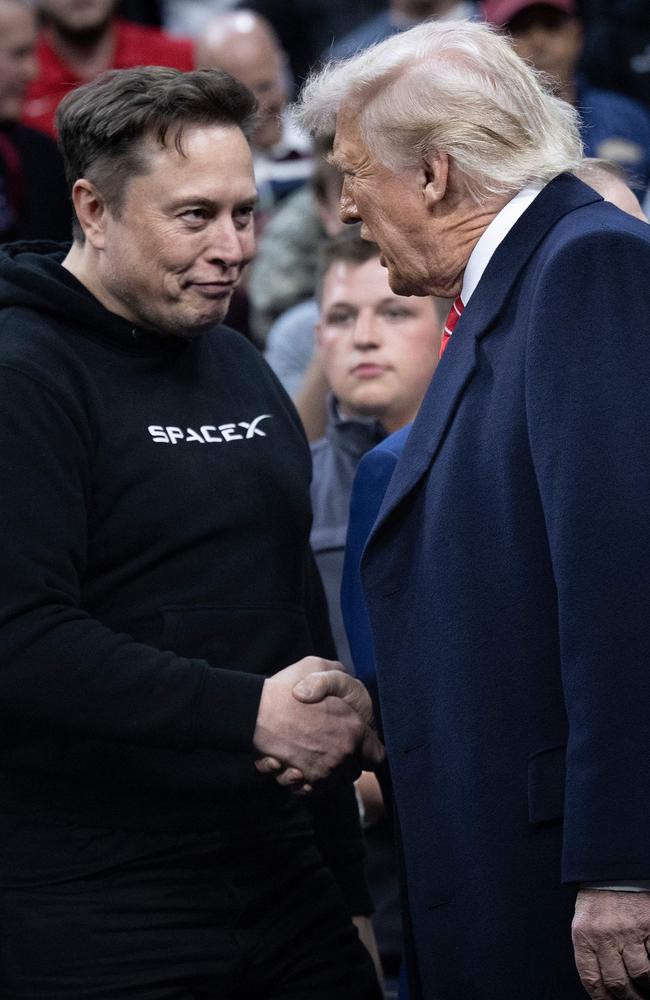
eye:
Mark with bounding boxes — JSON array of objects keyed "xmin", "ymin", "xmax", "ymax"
[
  {"xmin": 326, "ymin": 310, "xmax": 354, "ymax": 327},
  {"xmin": 234, "ymin": 205, "xmax": 255, "ymax": 229},
  {"xmin": 382, "ymin": 306, "xmax": 412, "ymax": 321},
  {"xmin": 179, "ymin": 207, "xmax": 210, "ymax": 226}
]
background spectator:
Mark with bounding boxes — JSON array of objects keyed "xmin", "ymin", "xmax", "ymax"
[
  {"xmin": 482, "ymin": 0, "xmax": 650, "ymax": 195},
  {"xmin": 581, "ymin": 0, "xmax": 650, "ymax": 109},
  {"xmin": 118, "ymin": 0, "xmax": 162, "ymax": 25},
  {"xmin": 253, "ymin": 133, "xmax": 342, "ymax": 344},
  {"xmin": 163, "ymin": 0, "xmax": 239, "ymax": 37},
  {"xmin": 232, "ymin": 0, "xmax": 387, "ymax": 85},
  {"xmin": 22, "ymin": 0, "xmax": 194, "ymax": 137},
  {"xmin": 196, "ymin": 10, "xmax": 312, "ymax": 225},
  {"xmin": 330, "ymin": 0, "xmax": 477, "ymax": 61},
  {"xmin": 309, "ymin": 232, "xmax": 445, "ymax": 998},
  {"xmin": 0, "ymin": 0, "xmax": 70, "ymax": 241},
  {"xmin": 575, "ymin": 155, "xmax": 648, "ymax": 216},
  {"xmin": 309, "ymin": 232, "xmax": 444, "ymax": 666}
]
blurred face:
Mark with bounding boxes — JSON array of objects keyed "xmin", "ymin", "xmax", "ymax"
[
  {"xmin": 88, "ymin": 125, "xmax": 257, "ymax": 336},
  {"xmin": 0, "ymin": 1, "xmax": 38, "ymax": 122},
  {"xmin": 333, "ymin": 108, "xmax": 444, "ymax": 296},
  {"xmin": 201, "ymin": 21, "xmax": 288, "ymax": 151},
  {"xmin": 238, "ymin": 43, "xmax": 287, "ymax": 151},
  {"xmin": 39, "ymin": 0, "xmax": 116, "ymax": 33},
  {"xmin": 316, "ymin": 256, "xmax": 442, "ymax": 432},
  {"xmin": 509, "ymin": 8, "xmax": 582, "ymax": 93}
]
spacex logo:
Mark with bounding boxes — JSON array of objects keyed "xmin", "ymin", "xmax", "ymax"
[{"xmin": 148, "ymin": 414, "xmax": 272, "ymax": 444}]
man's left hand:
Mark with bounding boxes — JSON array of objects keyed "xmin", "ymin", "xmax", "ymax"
[{"xmin": 573, "ymin": 889, "xmax": 650, "ymax": 998}]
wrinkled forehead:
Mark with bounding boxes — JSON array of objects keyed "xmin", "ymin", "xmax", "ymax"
[{"xmin": 330, "ymin": 105, "xmax": 369, "ymax": 171}]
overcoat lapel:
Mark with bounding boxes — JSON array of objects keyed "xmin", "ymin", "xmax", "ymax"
[{"xmin": 367, "ymin": 174, "xmax": 601, "ymax": 542}]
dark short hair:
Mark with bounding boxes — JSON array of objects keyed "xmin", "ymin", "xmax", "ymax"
[
  {"xmin": 315, "ymin": 230, "xmax": 380, "ymax": 302},
  {"xmin": 56, "ymin": 65, "xmax": 258, "ymax": 241}
]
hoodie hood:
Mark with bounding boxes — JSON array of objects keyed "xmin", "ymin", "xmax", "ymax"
[{"xmin": 0, "ymin": 241, "xmax": 182, "ymax": 355}]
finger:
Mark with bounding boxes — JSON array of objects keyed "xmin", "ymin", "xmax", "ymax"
[
  {"xmin": 294, "ymin": 671, "xmax": 375, "ymax": 724},
  {"xmin": 292, "ymin": 670, "xmax": 350, "ymax": 702},
  {"xmin": 622, "ymin": 944, "xmax": 650, "ymax": 997},
  {"xmin": 598, "ymin": 948, "xmax": 644, "ymax": 1000},
  {"xmin": 574, "ymin": 944, "xmax": 609, "ymax": 1000},
  {"xmin": 275, "ymin": 768, "xmax": 306, "ymax": 787},
  {"xmin": 255, "ymin": 756, "xmax": 283, "ymax": 774}
]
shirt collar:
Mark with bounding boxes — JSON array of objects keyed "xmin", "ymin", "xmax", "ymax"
[
  {"xmin": 461, "ymin": 185, "xmax": 543, "ymax": 305},
  {"xmin": 327, "ymin": 394, "xmax": 386, "ymax": 456}
]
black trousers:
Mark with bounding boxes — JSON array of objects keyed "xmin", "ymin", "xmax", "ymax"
[{"xmin": 0, "ymin": 813, "xmax": 381, "ymax": 1000}]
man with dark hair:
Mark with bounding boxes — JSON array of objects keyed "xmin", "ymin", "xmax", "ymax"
[
  {"xmin": 0, "ymin": 64, "xmax": 382, "ymax": 999},
  {"xmin": 22, "ymin": 0, "xmax": 194, "ymax": 138}
]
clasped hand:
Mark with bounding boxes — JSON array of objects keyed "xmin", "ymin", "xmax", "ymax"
[
  {"xmin": 573, "ymin": 889, "xmax": 650, "ymax": 999},
  {"xmin": 252, "ymin": 656, "xmax": 384, "ymax": 792}
]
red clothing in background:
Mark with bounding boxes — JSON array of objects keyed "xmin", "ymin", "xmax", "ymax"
[{"xmin": 22, "ymin": 20, "xmax": 194, "ymax": 138}]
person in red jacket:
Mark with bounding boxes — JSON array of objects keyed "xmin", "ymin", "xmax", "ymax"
[{"xmin": 22, "ymin": 0, "xmax": 194, "ymax": 137}]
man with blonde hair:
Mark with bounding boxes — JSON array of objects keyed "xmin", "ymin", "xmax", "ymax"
[{"xmin": 260, "ymin": 18, "xmax": 650, "ymax": 1000}]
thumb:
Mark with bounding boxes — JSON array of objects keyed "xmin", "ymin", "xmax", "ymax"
[{"xmin": 294, "ymin": 670, "xmax": 374, "ymax": 723}]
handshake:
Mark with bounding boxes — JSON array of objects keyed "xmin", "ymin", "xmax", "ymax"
[{"xmin": 253, "ymin": 656, "xmax": 385, "ymax": 792}]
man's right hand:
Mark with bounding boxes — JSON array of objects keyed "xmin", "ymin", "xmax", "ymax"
[{"xmin": 253, "ymin": 657, "xmax": 384, "ymax": 786}]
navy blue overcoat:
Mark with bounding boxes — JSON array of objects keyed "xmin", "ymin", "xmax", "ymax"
[{"xmin": 357, "ymin": 174, "xmax": 650, "ymax": 999}]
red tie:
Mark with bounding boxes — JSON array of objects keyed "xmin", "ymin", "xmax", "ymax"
[{"xmin": 439, "ymin": 296, "xmax": 464, "ymax": 359}]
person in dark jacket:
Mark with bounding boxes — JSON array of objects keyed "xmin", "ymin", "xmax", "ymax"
[
  {"xmin": 309, "ymin": 232, "xmax": 443, "ymax": 996},
  {"xmin": 0, "ymin": 64, "xmax": 383, "ymax": 1000},
  {"xmin": 0, "ymin": 0, "xmax": 70, "ymax": 242}
]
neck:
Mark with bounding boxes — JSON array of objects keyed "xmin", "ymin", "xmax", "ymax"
[
  {"xmin": 62, "ymin": 240, "xmax": 132, "ymax": 323},
  {"xmin": 46, "ymin": 19, "xmax": 117, "ymax": 80},
  {"xmin": 428, "ymin": 195, "xmax": 509, "ymax": 299}
]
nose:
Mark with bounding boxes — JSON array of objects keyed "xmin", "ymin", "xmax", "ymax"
[
  {"xmin": 339, "ymin": 179, "xmax": 360, "ymax": 226},
  {"xmin": 352, "ymin": 308, "xmax": 380, "ymax": 350},
  {"xmin": 205, "ymin": 218, "xmax": 254, "ymax": 271}
]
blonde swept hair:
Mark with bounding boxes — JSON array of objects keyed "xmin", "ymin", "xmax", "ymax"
[{"xmin": 296, "ymin": 19, "xmax": 583, "ymax": 203}]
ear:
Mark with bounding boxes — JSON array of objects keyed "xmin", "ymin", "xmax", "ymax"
[
  {"xmin": 71, "ymin": 179, "xmax": 110, "ymax": 249},
  {"xmin": 420, "ymin": 150, "xmax": 449, "ymax": 210}
]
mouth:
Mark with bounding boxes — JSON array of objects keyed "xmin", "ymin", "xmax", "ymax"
[
  {"xmin": 352, "ymin": 363, "xmax": 387, "ymax": 379},
  {"xmin": 190, "ymin": 282, "xmax": 236, "ymax": 299}
]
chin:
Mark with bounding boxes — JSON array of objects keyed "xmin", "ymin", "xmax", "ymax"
[{"xmin": 387, "ymin": 271, "xmax": 420, "ymax": 297}]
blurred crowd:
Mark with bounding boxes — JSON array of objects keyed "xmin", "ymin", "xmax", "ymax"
[{"xmin": 1, "ymin": 1, "xmax": 649, "ymax": 996}]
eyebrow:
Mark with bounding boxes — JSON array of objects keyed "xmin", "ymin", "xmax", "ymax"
[
  {"xmin": 168, "ymin": 194, "xmax": 259, "ymax": 211},
  {"xmin": 325, "ymin": 297, "xmax": 411, "ymax": 312},
  {"xmin": 325, "ymin": 300, "xmax": 356, "ymax": 311}
]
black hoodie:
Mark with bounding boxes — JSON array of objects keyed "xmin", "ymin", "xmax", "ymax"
[{"xmin": 0, "ymin": 244, "xmax": 370, "ymax": 911}]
